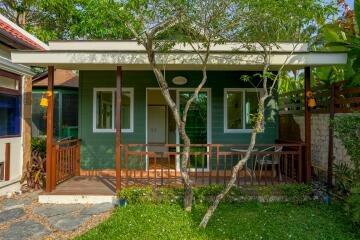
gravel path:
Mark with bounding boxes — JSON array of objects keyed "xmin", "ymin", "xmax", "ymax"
[{"xmin": 0, "ymin": 191, "xmax": 113, "ymax": 240}]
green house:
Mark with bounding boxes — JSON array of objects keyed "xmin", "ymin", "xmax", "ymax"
[{"xmin": 11, "ymin": 41, "xmax": 347, "ymax": 197}]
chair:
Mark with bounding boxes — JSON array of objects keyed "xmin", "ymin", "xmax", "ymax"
[{"xmin": 256, "ymin": 146, "xmax": 283, "ymax": 181}]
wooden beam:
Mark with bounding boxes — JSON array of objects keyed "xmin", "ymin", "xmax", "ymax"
[
  {"xmin": 327, "ymin": 83, "xmax": 335, "ymax": 186},
  {"xmin": 22, "ymin": 76, "xmax": 32, "ymax": 181},
  {"xmin": 304, "ymin": 66, "xmax": 312, "ymax": 183},
  {"xmin": 115, "ymin": 66, "xmax": 122, "ymax": 191},
  {"xmin": 46, "ymin": 66, "xmax": 54, "ymax": 192},
  {"xmin": 4, "ymin": 143, "xmax": 10, "ymax": 181}
]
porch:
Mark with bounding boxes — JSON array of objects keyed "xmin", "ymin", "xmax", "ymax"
[{"xmin": 44, "ymin": 141, "xmax": 305, "ymax": 202}]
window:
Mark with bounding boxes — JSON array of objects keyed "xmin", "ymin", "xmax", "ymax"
[
  {"xmin": 224, "ymin": 89, "xmax": 261, "ymax": 133},
  {"xmin": 0, "ymin": 94, "xmax": 21, "ymax": 136},
  {"xmin": 93, "ymin": 88, "xmax": 133, "ymax": 132}
]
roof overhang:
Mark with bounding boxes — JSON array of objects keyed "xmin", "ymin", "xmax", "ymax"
[{"xmin": 11, "ymin": 41, "xmax": 347, "ymax": 71}]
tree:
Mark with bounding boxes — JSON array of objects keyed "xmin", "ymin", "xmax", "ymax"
[
  {"xmin": 0, "ymin": 0, "xmax": 131, "ymax": 42},
  {"xmin": 124, "ymin": 0, "xmax": 235, "ymax": 211},
  {"xmin": 199, "ymin": 0, "xmax": 337, "ymax": 227}
]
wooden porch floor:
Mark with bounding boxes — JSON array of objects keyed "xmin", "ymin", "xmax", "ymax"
[
  {"xmin": 45, "ymin": 176, "xmax": 116, "ymax": 195},
  {"xmin": 47, "ymin": 171, "xmax": 297, "ymax": 196}
]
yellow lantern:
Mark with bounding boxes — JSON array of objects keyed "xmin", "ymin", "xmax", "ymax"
[
  {"xmin": 40, "ymin": 97, "xmax": 48, "ymax": 107},
  {"xmin": 39, "ymin": 91, "xmax": 52, "ymax": 107}
]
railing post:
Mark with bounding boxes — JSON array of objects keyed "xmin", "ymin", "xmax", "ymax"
[
  {"xmin": 76, "ymin": 141, "xmax": 81, "ymax": 176},
  {"xmin": 298, "ymin": 145, "xmax": 302, "ymax": 183},
  {"xmin": 51, "ymin": 145, "xmax": 57, "ymax": 189},
  {"xmin": 4, "ymin": 143, "xmax": 10, "ymax": 181}
]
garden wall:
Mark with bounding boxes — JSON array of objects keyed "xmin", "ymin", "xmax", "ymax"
[{"xmin": 292, "ymin": 114, "xmax": 352, "ymax": 171}]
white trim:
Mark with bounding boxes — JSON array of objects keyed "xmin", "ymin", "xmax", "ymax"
[
  {"xmin": 224, "ymin": 88, "xmax": 263, "ymax": 133},
  {"xmin": 48, "ymin": 41, "xmax": 309, "ymax": 52},
  {"xmin": 11, "ymin": 51, "xmax": 348, "ymax": 70},
  {"xmin": 92, "ymin": 87, "xmax": 134, "ymax": 133}
]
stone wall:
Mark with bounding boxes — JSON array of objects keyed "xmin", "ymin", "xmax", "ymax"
[{"xmin": 293, "ymin": 114, "xmax": 351, "ymax": 171}]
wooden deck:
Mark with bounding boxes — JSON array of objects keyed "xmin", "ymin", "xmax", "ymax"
[{"xmin": 45, "ymin": 176, "xmax": 116, "ymax": 195}]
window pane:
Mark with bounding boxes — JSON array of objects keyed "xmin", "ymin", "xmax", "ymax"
[
  {"xmin": 0, "ymin": 94, "xmax": 20, "ymax": 136},
  {"xmin": 245, "ymin": 92, "xmax": 259, "ymax": 129},
  {"xmin": 96, "ymin": 91, "xmax": 113, "ymax": 129},
  {"xmin": 121, "ymin": 92, "xmax": 131, "ymax": 129},
  {"xmin": 227, "ymin": 91, "xmax": 243, "ymax": 129}
]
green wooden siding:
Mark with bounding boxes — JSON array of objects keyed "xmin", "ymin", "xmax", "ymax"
[{"xmin": 79, "ymin": 70, "xmax": 278, "ymax": 170}]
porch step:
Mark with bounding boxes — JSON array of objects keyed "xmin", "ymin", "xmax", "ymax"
[{"xmin": 38, "ymin": 194, "xmax": 116, "ymax": 204}]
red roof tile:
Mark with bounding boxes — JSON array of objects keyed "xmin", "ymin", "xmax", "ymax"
[{"xmin": 0, "ymin": 19, "xmax": 46, "ymax": 50}]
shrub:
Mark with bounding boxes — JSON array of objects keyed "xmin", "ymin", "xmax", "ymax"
[
  {"xmin": 21, "ymin": 150, "xmax": 46, "ymax": 191},
  {"xmin": 276, "ymin": 184, "xmax": 312, "ymax": 204},
  {"xmin": 31, "ymin": 136, "xmax": 47, "ymax": 156},
  {"xmin": 345, "ymin": 185, "xmax": 360, "ymax": 225},
  {"xmin": 332, "ymin": 114, "xmax": 360, "ymax": 225}
]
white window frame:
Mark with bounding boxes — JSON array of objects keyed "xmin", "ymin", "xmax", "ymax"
[
  {"xmin": 224, "ymin": 88, "xmax": 263, "ymax": 133},
  {"xmin": 92, "ymin": 87, "xmax": 134, "ymax": 133}
]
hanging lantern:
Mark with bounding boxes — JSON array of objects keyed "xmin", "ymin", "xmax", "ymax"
[
  {"xmin": 40, "ymin": 97, "xmax": 48, "ymax": 107},
  {"xmin": 39, "ymin": 91, "xmax": 52, "ymax": 107},
  {"xmin": 306, "ymin": 91, "xmax": 317, "ymax": 108}
]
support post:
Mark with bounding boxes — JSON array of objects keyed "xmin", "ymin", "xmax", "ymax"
[
  {"xmin": 4, "ymin": 143, "xmax": 10, "ymax": 181},
  {"xmin": 22, "ymin": 76, "xmax": 32, "ymax": 180},
  {"xmin": 115, "ymin": 66, "xmax": 122, "ymax": 191},
  {"xmin": 46, "ymin": 66, "xmax": 54, "ymax": 192},
  {"xmin": 304, "ymin": 66, "xmax": 312, "ymax": 183},
  {"xmin": 327, "ymin": 83, "xmax": 335, "ymax": 186}
]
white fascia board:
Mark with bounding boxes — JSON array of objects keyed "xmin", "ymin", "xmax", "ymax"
[
  {"xmin": 49, "ymin": 41, "xmax": 309, "ymax": 52},
  {"xmin": 11, "ymin": 51, "xmax": 347, "ymax": 69},
  {"xmin": 0, "ymin": 56, "xmax": 35, "ymax": 76}
]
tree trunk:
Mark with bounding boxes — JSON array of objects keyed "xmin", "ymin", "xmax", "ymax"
[
  {"xmin": 199, "ymin": 96, "xmax": 267, "ymax": 228},
  {"xmin": 179, "ymin": 122, "xmax": 193, "ymax": 211}
]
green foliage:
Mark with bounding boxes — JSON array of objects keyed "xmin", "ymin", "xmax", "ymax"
[
  {"xmin": 332, "ymin": 114, "xmax": 360, "ymax": 225},
  {"xmin": 117, "ymin": 184, "xmax": 313, "ymax": 206},
  {"xmin": 345, "ymin": 184, "xmax": 360, "ymax": 225},
  {"xmin": 76, "ymin": 202, "xmax": 359, "ymax": 240},
  {"xmin": 31, "ymin": 136, "xmax": 46, "ymax": 156},
  {"xmin": 276, "ymin": 184, "xmax": 313, "ymax": 205},
  {"xmin": 332, "ymin": 114, "xmax": 360, "ymax": 194}
]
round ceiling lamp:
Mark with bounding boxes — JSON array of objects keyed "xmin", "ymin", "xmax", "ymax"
[{"xmin": 172, "ymin": 76, "xmax": 188, "ymax": 86}]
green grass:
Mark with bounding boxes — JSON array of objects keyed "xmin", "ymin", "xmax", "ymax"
[{"xmin": 76, "ymin": 202, "xmax": 359, "ymax": 240}]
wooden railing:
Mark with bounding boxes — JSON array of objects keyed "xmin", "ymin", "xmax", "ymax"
[
  {"xmin": 278, "ymin": 81, "xmax": 360, "ymax": 114},
  {"xmin": 121, "ymin": 143, "xmax": 305, "ymax": 188},
  {"xmin": 53, "ymin": 139, "xmax": 80, "ymax": 184}
]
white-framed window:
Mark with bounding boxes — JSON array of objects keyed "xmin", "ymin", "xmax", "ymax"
[
  {"xmin": 224, "ymin": 88, "xmax": 262, "ymax": 133},
  {"xmin": 93, "ymin": 88, "xmax": 134, "ymax": 133}
]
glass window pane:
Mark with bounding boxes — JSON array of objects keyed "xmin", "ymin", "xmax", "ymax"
[
  {"xmin": 0, "ymin": 94, "xmax": 20, "ymax": 136},
  {"xmin": 245, "ymin": 92, "xmax": 259, "ymax": 129},
  {"xmin": 227, "ymin": 91, "xmax": 243, "ymax": 129},
  {"xmin": 179, "ymin": 91, "xmax": 208, "ymax": 168},
  {"xmin": 121, "ymin": 92, "xmax": 131, "ymax": 129},
  {"xmin": 96, "ymin": 91, "xmax": 113, "ymax": 129}
]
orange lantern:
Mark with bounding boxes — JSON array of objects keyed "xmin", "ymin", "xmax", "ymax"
[{"xmin": 306, "ymin": 91, "xmax": 317, "ymax": 108}]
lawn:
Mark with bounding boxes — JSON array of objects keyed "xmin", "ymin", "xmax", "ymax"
[{"xmin": 76, "ymin": 201, "xmax": 359, "ymax": 240}]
